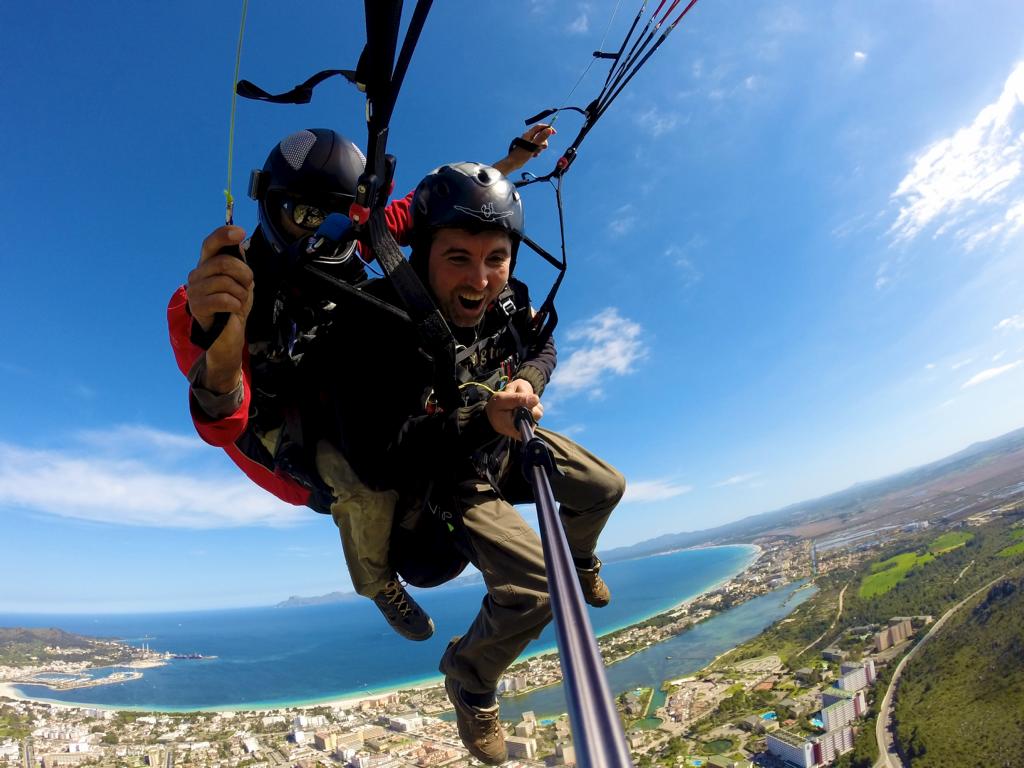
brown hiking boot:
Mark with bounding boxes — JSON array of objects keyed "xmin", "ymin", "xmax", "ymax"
[
  {"xmin": 577, "ymin": 557, "xmax": 611, "ymax": 607},
  {"xmin": 372, "ymin": 580, "xmax": 434, "ymax": 641},
  {"xmin": 444, "ymin": 676, "xmax": 507, "ymax": 765}
]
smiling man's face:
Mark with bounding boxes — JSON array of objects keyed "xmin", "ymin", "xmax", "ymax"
[{"xmin": 427, "ymin": 228, "xmax": 512, "ymax": 328}]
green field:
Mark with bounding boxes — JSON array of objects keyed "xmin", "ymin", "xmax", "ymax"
[
  {"xmin": 859, "ymin": 531, "xmax": 980, "ymax": 598},
  {"xmin": 859, "ymin": 551, "xmax": 935, "ymax": 598},
  {"xmin": 703, "ymin": 738, "xmax": 734, "ymax": 754},
  {"xmin": 997, "ymin": 541, "xmax": 1024, "ymax": 558},
  {"xmin": 928, "ymin": 531, "xmax": 974, "ymax": 553}
]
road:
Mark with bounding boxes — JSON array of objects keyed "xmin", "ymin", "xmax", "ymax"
[
  {"xmin": 797, "ymin": 583, "xmax": 847, "ymax": 657},
  {"xmin": 873, "ymin": 573, "xmax": 1012, "ymax": 768}
]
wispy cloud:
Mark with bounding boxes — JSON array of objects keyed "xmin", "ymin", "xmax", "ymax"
[
  {"xmin": 567, "ymin": 4, "xmax": 590, "ymax": 34},
  {"xmin": 961, "ymin": 360, "xmax": 1022, "ymax": 389},
  {"xmin": 950, "ymin": 358, "xmax": 973, "ymax": 371},
  {"xmin": 552, "ymin": 423, "xmax": 586, "ymax": 438},
  {"xmin": 0, "ymin": 361, "xmax": 31, "ymax": 376},
  {"xmin": 874, "ymin": 261, "xmax": 891, "ymax": 290},
  {"xmin": 623, "ymin": 479, "xmax": 693, "ymax": 504},
  {"xmin": 714, "ymin": 472, "xmax": 760, "ymax": 488},
  {"xmin": 0, "ymin": 427, "xmax": 307, "ymax": 529},
  {"xmin": 74, "ymin": 384, "xmax": 97, "ymax": 400},
  {"xmin": 607, "ymin": 204, "xmax": 637, "ymax": 237},
  {"xmin": 853, "ymin": 51, "xmax": 867, "ymax": 62},
  {"xmin": 756, "ymin": 6, "xmax": 804, "ymax": 62},
  {"xmin": 549, "ymin": 308, "xmax": 648, "ymax": 399},
  {"xmin": 995, "ymin": 312, "xmax": 1024, "ymax": 331},
  {"xmin": 74, "ymin": 424, "xmax": 204, "ymax": 453},
  {"xmin": 664, "ymin": 239, "xmax": 704, "ymax": 288},
  {"xmin": 635, "ymin": 106, "xmax": 679, "ymax": 137},
  {"xmin": 888, "ymin": 61, "xmax": 1024, "ymax": 247}
]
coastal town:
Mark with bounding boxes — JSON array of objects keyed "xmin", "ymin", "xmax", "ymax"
[{"xmin": 2, "ymin": 503, "xmax": 1022, "ymax": 768}]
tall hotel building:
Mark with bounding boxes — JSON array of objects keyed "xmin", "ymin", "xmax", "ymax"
[
  {"xmin": 766, "ymin": 727, "xmax": 854, "ymax": 768},
  {"xmin": 874, "ymin": 618, "xmax": 913, "ymax": 652},
  {"xmin": 837, "ymin": 659, "xmax": 876, "ymax": 691}
]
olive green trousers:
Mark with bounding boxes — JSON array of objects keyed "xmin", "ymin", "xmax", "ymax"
[
  {"xmin": 439, "ymin": 428, "xmax": 625, "ymax": 694},
  {"xmin": 316, "ymin": 440, "xmax": 398, "ymax": 598}
]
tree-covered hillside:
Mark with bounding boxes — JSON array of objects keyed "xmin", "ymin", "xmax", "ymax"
[
  {"xmin": 0, "ymin": 627, "xmax": 118, "ymax": 665},
  {"xmin": 893, "ymin": 575, "xmax": 1024, "ymax": 767}
]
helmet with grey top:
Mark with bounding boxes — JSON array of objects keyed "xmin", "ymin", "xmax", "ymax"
[{"xmin": 248, "ymin": 128, "xmax": 366, "ymax": 266}]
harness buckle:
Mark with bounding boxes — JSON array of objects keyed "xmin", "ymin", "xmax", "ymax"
[{"xmin": 496, "ymin": 285, "xmax": 517, "ymax": 317}]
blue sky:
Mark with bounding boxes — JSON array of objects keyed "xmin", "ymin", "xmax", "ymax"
[{"xmin": 3, "ymin": 1, "xmax": 1024, "ymax": 612}]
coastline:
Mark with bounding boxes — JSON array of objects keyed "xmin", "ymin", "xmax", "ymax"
[
  {"xmin": 0, "ymin": 682, "xmax": 26, "ymax": 702},
  {"xmin": 4, "ymin": 543, "xmax": 763, "ymax": 713}
]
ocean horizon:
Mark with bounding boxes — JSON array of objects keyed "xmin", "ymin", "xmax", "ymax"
[{"xmin": 3, "ymin": 545, "xmax": 759, "ymax": 711}]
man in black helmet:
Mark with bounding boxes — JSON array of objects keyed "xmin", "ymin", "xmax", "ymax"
[
  {"xmin": 306, "ymin": 162, "xmax": 624, "ymax": 765},
  {"xmin": 170, "ymin": 127, "xmax": 556, "ymax": 645}
]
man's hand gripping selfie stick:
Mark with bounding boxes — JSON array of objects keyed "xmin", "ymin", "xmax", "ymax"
[{"xmin": 514, "ymin": 408, "xmax": 633, "ymax": 768}]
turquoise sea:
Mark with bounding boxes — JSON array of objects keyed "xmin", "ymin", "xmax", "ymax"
[{"xmin": 0, "ymin": 545, "xmax": 798, "ymax": 712}]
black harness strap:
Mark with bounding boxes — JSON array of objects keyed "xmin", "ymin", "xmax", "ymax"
[
  {"xmin": 235, "ymin": 69, "xmax": 359, "ymax": 104},
  {"xmin": 347, "ymin": 1, "xmax": 465, "ymax": 411},
  {"xmin": 368, "ymin": 207, "xmax": 461, "ymax": 410}
]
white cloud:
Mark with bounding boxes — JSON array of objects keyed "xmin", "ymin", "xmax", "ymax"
[
  {"xmin": 0, "ymin": 361, "xmax": 32, "ymax": 376},
  {"xmin": 714, "ymin": 472, "xmax": 760, "ymax": 488},
  {"xmin": 549, "ymin": 308, "xmax": 648, "ymax": 398},
  {"xmin": 961, "ymin": 360, "xmax": 1022, "ymax": 389},
  {"xmin": 74, "ymin": 384, "xmax": 96, "ymax": 400},
  {"xmin": 756, "ymin": 6, "xmax": 804, "ymax": 62},
  {"xmin": 993, "ymin": 350, "xmax": 1006, "ymax": 362},
  {"xmin": 743, "ymin": 76, "xmax": 759, "ymax": 91},
  {"xmin": 607, "ymin": 204, "xmax": 637, "ymax": 237},
  {"xmin": 623, "ymin": 479, "xmax": 693, "ymax": 504},
  {"xmin": 74, "ymin": 424, "xmax": 203, "ymax": 453},
  {"xmin": 995, "ymin": 312, "xmax": 1024, "ymax": 331},
  {"xmin": 962, "ymin": 197, "xmax": 1024, "ymax": 250},
  {"xmin": 853, "ymin": 51, "xmax": 867, "ymax": 61},
  {"xmin": 874, "ymin": 266, "xmax": 890, "ymax": 290},
  {"xmin": 664, "ymin": 240, "xmax": 705, "ymax": 288},
  {"xmin": 0, "ymin": 428, "xmax": 307, "ymax": 529},
  {"xmin": 635, "ymin": 106, "xmax": 679, "ymax": 137},
  {"xmin": 889, "ymin": 62, "xmax": 1024, "ymax": 246},
  {"xmin": 950, "ymin": 357, "xmax": 973, "ymax": 371},
  {"xmin": 567, "ymin": 6, "xmax": 590, "ymax": 35},
  {"xmin": 924, "ymin": 363, "xmax": 936, "ymax": 370}
]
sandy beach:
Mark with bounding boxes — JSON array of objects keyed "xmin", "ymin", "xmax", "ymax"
[{"xmin": 0, "ymin": 682, "xmax": 26, "ymax": 701}]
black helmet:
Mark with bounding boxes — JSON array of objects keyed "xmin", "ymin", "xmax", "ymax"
[
  {"xmin": 249, "ymin": 128, "xmax": 365, "ymax": 260},
  {"xmin": 410, "ymin": 162, "xmax": 524, "ymax": 269}
]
